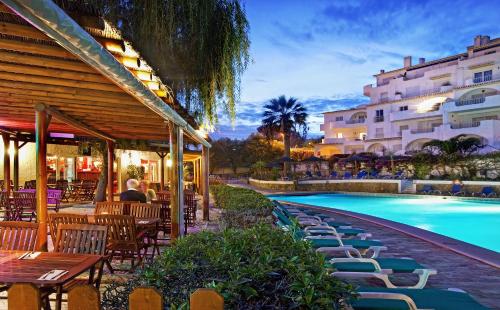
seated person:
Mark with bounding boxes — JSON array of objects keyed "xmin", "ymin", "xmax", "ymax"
[
  {"xmin": 139, "ymin": 180, "xmax": 157, "ymax": 202},
  {"xmin": 120, "ymin": 179, "xmax": 147, "ymax": 203}
]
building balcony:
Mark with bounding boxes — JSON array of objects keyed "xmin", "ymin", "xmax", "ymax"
[
  {"xmin": 374, "ymin": 116, "xmax": 384, "ymax": 122},
  {"xmin": 443, "ymin": 94, "xmax": 500, "ymax": 113},
  {"xmin": 463, "ymin": 74, "xmax": 500, "ymax": 86},
  {"xmin": 345, "ymin": 118, "xmax": 366, "ymax": 124},
  {"xmin": 322, "ymin": 138, "xmax": 345, "ymax": 144},
  {"xmin": 410, "ymin": 128, "xmax": 435, "ymax": 134},
  {"xmin": 389, "ymin": 108, "xmax": 442, "ymax": 122}
]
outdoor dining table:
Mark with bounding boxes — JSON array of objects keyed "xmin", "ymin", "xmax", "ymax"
[
  {"xmin": 86, "ymin": 216, "xmax": 161, "ymax": 227},
  {"xmin": 0, "ymin": 250, "xmax": 102, "ymax": 310}
]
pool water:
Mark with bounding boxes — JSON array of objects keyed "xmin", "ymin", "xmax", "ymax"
[{"xmin": 268, "ymin": 193, "xmax": 500, "ymax": 252}]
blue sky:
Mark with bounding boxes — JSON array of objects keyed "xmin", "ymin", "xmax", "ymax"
[{"xmin": 211, "ymin": 0, "xmax": 500, "ymax": 140}]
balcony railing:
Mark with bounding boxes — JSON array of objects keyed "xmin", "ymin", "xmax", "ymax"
[
  {"xmin": 455, "ymin": 97, "xmax": 486, "ymax": 106},
  {"xmin": 374, "ymin": 116, "xmax": 384, "ymax": 122},
  {"xmin": 410, "ymin": 128, "xmax": 435, "ymax": 134},
  {"xmin": 345, "ymin": 118, "xmax": 366, "ymax": 124},
  {"xmin": 450, "ymin": 121, "xmax": 481, "ymax": 129}
]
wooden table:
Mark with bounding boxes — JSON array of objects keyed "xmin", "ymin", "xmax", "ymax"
[
  {"xmin": 0, "ymin": 250, "xmax": 101, "ymax": 310},
  {"xmin": 86, "ymin": 216, "xmax": 160, "ymax": 227}
]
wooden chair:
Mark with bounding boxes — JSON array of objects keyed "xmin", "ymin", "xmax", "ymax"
[
  {"xmin": 23, "ymin": 180, "xmax": 36, "ymax": 189},
  {"xmin": 49, "ymin": 223, "xmax": 108, "ymax": 308},
  {"xmin": 0, "ymin": 221, "xmax": 38, "ymax": 251},
  {"xmin": 94, "ymin": 201, "xmax": 124, "ymax": 215},
  {"xmin": 130, "ymin": 203, "xmax": 161, "ymax": 257},
  {"xmin": 129, "ymin": 203, "xmax": 161, "ymax": 218},
  {"xmin": 48, "ymin": 213, "xmax": 88, "ymax": 244},
  {"xmin": 55, "ymin": 179, "xmax": 70, "ymax": 202},
  {"xmin": 153, "ymin": 200, "xmax": 172, "ymax": 240},
  {"xmin": 0, "ymin": 191, "xmax": 9, "ymax": 221},
  {"xmin": 12, "ymin": 191, "xmax": 36, "ymax": 221},
  {"xmin": 94, "ymin": 214, "xmax": 147, "ymax": 271},
  {"xmin": 184, "ymin": 191, "xmax": 197, "ymax": 227},
  {"xmin": 156, "ymin": 191, "xmax": 171, "ymax": 203}
]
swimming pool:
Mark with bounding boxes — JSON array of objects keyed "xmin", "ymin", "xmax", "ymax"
[{"xmin": 268, "ymin": 193, "xmax": 500, "ymax": 252}]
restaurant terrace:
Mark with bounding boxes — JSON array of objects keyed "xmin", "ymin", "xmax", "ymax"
[{"xmin": 0, "ymin": 1, "xmax": 214, "ymax": 307}]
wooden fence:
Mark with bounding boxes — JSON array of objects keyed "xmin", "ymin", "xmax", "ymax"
[{"xmin": 7, "ymin": 284, "xmax": 223, "ymax": 310}]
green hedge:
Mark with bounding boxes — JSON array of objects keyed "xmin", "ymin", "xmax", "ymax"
[
  {"xmin": 210, "ymin": 185, "xmax": 274, "ymax": 228},
  {"xmin": 101, "ymin": 225, "xmax": 354, "ymax": 309}
]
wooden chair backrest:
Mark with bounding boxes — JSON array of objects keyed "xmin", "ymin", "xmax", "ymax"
[
  {"xmin": 54, "ymin": 223, "xmax": 107, "ymax": 255},
  {"xmin": 0, "ymin": 221, "xmax": 38, "ymax": 251},
  {"xmin": 12, "ymin": 191, "xmax": 36, "ymax": 210},
  {"xmin": 129, "ymin": 203, "xmax": 161, "ymax": 218},
  {"xmin": 156, "ymin": 191, "xmax": 171, "ymax": 202},
  {"xmin": 48, "ymin": 213, "xmax": 88, "ymax": 243},
  {"xmin": 94, "ymin": 214, "xmax": 137, "ymax": 243},
  {"xmin": 94, "ymin": 202, "xmax": 124, "ymax": 215},
  {"xmin": 184, "ymin": 191, "xmax": 196, "ymax": 207}
]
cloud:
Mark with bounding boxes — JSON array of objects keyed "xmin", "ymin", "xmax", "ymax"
[{"xmin": 273, "ymin": 21, "xmax": 314, "ymax": 43}]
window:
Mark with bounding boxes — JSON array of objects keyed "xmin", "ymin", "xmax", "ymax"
[
  {"xmin": 337, "ymin": 132, "xmax": 343, "ymax": 138},
  {"xmin": 335, "ymin": 116, "xmax": 344, "ymax": 121},
  {"xmin": 375, "ymin": 109, "xmax": 384, "ymax": 122},
  {"xmin": 360, "ymin": 133, "xmax": 367, "ymax": 140},
  {"xmin": 375, "ymin": 128, "xmax": 384, "ymax": 138},
  {"xmin": 474, "ymin": 70, "xmax": 493, "ymax": 83},
  {"xmin": 399, "ymin": 106, "xmax": 408, "ymax": 111},
  {"xmin": 398, "ymin": 125, "xmax": 409, "ymax": 136},
  {"xmin": 380, "ymin": 92, "xmax": 388, "ymax": 102}
]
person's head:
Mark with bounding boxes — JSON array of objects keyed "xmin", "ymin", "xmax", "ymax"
[
  {"xmin": 126, "ymin": 179, "xmax": 140, "ymax": 190},
  {"xmin": 139, "ymin": 180, "xmax": 149, "ymax": 192}
]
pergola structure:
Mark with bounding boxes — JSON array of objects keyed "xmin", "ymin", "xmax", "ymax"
[{"xmin": 0, "ymin": 0, "xmax": 211, "ymax": 250}]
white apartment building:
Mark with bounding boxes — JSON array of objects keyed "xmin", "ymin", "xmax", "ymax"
[{"xmin": 315, "ymin": 35, "xmax": 500, "ymax": 157}]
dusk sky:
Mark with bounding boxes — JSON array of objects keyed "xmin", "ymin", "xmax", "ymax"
[{"xmin": 211, "ymin": 0, "xmax": 500, "ymax": 140}]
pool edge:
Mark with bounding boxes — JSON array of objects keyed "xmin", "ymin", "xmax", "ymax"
[{"xmin": 277, "ymin": 200, "xmax": 500, "ymax": 269}]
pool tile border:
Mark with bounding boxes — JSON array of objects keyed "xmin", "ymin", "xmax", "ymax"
[{"xmin": 277, "ymin": 199, "xmax": 500, "ymax": 269}]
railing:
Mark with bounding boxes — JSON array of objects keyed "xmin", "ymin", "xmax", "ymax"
[
  {"xmin": 345, "ymin": 118, "xmax": 366, "ymax": 124},
  {"xmin": 323, "ymin": 138, "xmax": 345, "ymax": 144},
  {"xmin": 455, "ymin": 96, "xmax": 486, "ymax": 106},
  {"xmin": 6, "ymin": 284, "xmax": 223, "ymax": 310},
  {"xmin": 450, "ymin": 121, "xmax": 481, "ymax": 129},
  {"xmin": 374, "ymin": 134, "xmax": 384, "ymax": 138},
  {"xmin": 410, "ymin": 128, "xmax": 435, "ymax": 134},
  {"xmin": 374, "ymin": 116, "xmax": 384, "ymax": 122}
]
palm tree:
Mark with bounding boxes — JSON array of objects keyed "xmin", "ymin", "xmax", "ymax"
[
  {"xmin": 422, "ymin": 134, "xmax": 484, "ymax": 157},
  {"xmin": 260, "ymin": 96, "xmax": 308, "ymax": 175}
]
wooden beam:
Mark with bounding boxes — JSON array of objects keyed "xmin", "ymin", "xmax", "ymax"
[
  {"xmin": 2, "ymin": 133, "xmax": 11, "ymax": 197},
  {"xmin": 202, "ymin": 146, "xmax": 210, "ymax": 221},
  {"xmin": 169, "ymin": 123, "xmax": 184, "ymax": 240},
  {"xmin": 0, "ymin": 61, "xmax": 111, "ymax": 84},
  {"xmin": 0, "ymin": 50, "xmax": 98, "ymax": 73},
  {"xmin": 0, "ymin": 71, "xmax": 122, "ymax": 93},
  {"xmin": 0, "ymin": 37, "xmax": 75, "ymax": 59},
  {"xmin": 107, "ymin": 140, "xmax": 114, "ymax": 202},
  {"xmin": 0, "ymin": 127, "xmax": 16, "ymax": 136},
  {"xmin": 35, "ymin": 108, "xmax": 48, "ymax": 251},
  {"xmin": 0, "ymin": 21, "xmax": 51, "ymax": 41},
  {"xmin": 35, "ymin": 103, "xmax": 116, "ymax": 142},
  {"xmin": 157, "ymin": 152, "xmax": 166, "ymax": 191}
]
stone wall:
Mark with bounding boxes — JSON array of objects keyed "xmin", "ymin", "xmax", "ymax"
[
  {"xmin": 397, "ymin": 156, "xmax": 500, "ymax": 180},
  {"xmin": 415, "ymin": 180, "xmax": 500, "ymax": 194},
  {"xmin": 297, "ymin": 180, "xmax": 400, "ymax": 193},
  {"xmin": 248, "ymin": 178, "xmax": 296, "ymax": 191}
]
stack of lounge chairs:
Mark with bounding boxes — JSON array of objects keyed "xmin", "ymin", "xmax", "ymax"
[
  {"xmin": 272, "ymin": 201, "xmax": 489, "ymax": 310},
  {"xmin": 419, "ymin": 184, "xmax": 498, "ymax": 197}
]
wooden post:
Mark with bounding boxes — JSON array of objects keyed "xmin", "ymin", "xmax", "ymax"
[
  {"xmin": 190, "ymin": 288, "xmax": 224, "ymax": 310},
  {"xmin": 202, "ymin": 146, "xmax": 210, "ymax": 221},
  {"xmin": 129, "ymin": 287, "xmax": 163, "ymax": 310},
  {"xmin": 193, "ymin": 160, "xmax": 198, "ymax": 193},
  {"xmin": 35, "ymin": 108, "xmax": 49, "ymax": 251},
  {"xmin": 157, "ymin": 152, "xmax": 166, "ymax": 191},
  {"xmin": 8, "ymin": 283, "xmax": 41, "ymax": 310},
  {"xmin": 169, "ymin": 123, "xmax": 184, "ymax": 239},
  {"xmin": 2, "ymin": 133, "xmax": 11, "ymax": 196},
  {"xmin": 13, "ymin": 136, "xmax": 19, "ymax": 190},
  {"xmin": 68, "ymin": 285, "xmax": 101, "ymax": 310},
  {"xmin": 107, "ymin": 140, "xmax": 114, "ymax": 202}
]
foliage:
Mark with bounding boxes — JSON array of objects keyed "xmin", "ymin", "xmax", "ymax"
[
  {"xmin": 101, "ymin": 225, "xmax": 354, "ymax": 309},
  {"xmin": 210, "ymin": 185, "xmax": 273, "ymax": 228},
  {"xmin": 126, "ymin": 164, "xmax": 145, "ymax": 180},
  {"xmin": 250, "ymin": 160, "xmax": 266, "ymax": 179},
  {"xmin": 79, "ymin": 0, "xmax": 250, "ymax": 124},
  {"xmin": 422, "ymin": 134, "xmax": 484, "ymax": 159}
]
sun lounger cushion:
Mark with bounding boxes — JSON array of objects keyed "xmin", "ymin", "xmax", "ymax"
[
  {"xmin": 352, "ymin": 287, "xmax": 488, "ymax": 310},
  {"xmin": 309, "ymin": 238, "xmax": 383, "ymax": 249},
  {"xmin": 331, "ymin": 258, "xmax": 423, "ymax": 273}
]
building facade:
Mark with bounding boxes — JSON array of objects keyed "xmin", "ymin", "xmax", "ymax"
[{"xmin": 315, "ymin": 35, "xmax": 500, "ymax": 157}]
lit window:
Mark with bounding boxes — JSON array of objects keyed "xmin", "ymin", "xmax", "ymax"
[{"xmin": 337, "ymin": 133, "xmax": 343, "ymax": 138}]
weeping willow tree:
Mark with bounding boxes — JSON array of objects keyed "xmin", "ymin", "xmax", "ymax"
[{"xmin": 58, "ymin": 0, "xmax": 250, "ymax": 125}]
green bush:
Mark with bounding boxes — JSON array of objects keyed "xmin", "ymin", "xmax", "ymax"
[
  {"xmin": 101, "ymin": 225, "xmax": 354, "ymax": 309},
  {"xmin": 210, "ymin": 185, "xmax": 274, "ymax": 228}
]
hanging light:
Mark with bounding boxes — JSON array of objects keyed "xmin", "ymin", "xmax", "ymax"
[{"xmin": 166, "ymin": 153, "xmax": 173, "ymax": 167}]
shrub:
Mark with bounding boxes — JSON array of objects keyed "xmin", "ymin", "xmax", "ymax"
[
  {"xmin": 210, "ymin": 185, "xmax": 273, "ymax": 228},
  {"xmin": 101, "ymin": 225, "xmax": 354, "ymax": 309}
]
